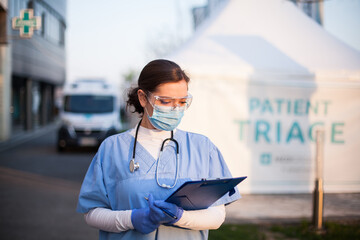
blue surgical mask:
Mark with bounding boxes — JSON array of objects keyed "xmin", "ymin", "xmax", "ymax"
[{"xmin": 147, "ymin": 105, "xmax": 185, "ymax": 131}]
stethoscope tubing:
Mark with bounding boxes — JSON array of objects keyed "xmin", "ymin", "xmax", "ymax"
[{"xmin": 130, "ymin": 119, "xmax": 179, "ymax": 189}]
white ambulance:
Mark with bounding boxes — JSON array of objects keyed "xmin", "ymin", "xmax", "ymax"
[{"xmin": 57, "ymin": 79, "xmax": 123, "ymax": 151}]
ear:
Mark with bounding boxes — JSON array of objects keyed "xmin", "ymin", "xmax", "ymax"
[{"xmin": 137, "ymin": 89, "xmax": 148, "ymax": 108}]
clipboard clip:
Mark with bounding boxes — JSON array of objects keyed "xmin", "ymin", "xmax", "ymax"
[
  {"xmin": 201, "ymin": 178, "xmax": 221, "ymax": 181},
  {"xmin": 229, "ymin": 188, "xmax": 236, "ymax": 196}
]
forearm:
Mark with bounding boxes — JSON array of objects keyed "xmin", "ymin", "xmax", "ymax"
[
  {"xmin": 174, "ymin": 205, "xmax": 226, "ymax": 230},
  {"xmin": 84, "ymin": 208, "xmax": 134, "ymax": 233}
]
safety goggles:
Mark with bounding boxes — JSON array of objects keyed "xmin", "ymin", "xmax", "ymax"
[{"xmin": 146, "ymin": 92, "xmax": 193, "ymax": 110}]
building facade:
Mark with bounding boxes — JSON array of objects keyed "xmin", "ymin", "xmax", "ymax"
[
  {"xmin": 192, "ymin": 0, "xmax": 226, "ymax": 30},
  {"xmin": 291, "ymin": 0, "xmax": 323, "ymax": 25},
  {"xmin": 192, "ymin": 0, "xmax": 323, "ymax": 31},
  {"xmin": 0, "ymin": 0, "xmax": 66, "ymax": 141}
]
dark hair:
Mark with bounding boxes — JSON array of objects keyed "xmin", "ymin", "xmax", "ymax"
[{"xmin": 127, "ymin": 59, "xmax": 190, "ymax": 114}]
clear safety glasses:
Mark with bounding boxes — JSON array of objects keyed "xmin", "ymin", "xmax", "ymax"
[{"xmin": 147, "ymin": 92, "xmax": 193, "ymax": 110}]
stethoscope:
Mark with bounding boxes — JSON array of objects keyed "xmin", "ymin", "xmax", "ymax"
[{"xmin": 129, "ymin": 119, "xmax": 180, "ymax": 189}]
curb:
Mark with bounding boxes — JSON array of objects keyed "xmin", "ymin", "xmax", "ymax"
[{"xmin": 225, "ymin": 215, "xmax": 360, "ymax": 225}]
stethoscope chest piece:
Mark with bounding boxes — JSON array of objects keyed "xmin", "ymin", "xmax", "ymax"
[{"xmin": 129, "ymin": 159, "xmax": 139, "ymax": 173}]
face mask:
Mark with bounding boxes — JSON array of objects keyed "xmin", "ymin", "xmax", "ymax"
[{"xmin": 146, "ymin": 105, "xmax": 185, "ymax": 131}]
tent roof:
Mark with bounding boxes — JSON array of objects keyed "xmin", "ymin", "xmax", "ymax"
[{"xmin": 169, "ymin": 0, "xmax": 360, "ymax": 83}]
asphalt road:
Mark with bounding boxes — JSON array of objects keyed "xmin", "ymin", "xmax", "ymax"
[{"xmin": 0, "ymin": 128, "xmax": 99, "ymax": 240}]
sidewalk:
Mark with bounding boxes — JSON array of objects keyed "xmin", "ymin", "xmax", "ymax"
[
  {"xmin": 0, "ymin": 121, "xmax": 60, "ymax": 153},
  {"xmin": 225, "ymin": 193, "xmax": 360, "ymax": 224}
]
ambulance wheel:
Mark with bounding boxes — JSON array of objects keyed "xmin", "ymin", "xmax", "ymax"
[{"xmin": 57, "ymin": 140, "xmax": 66, "ymax": 152}]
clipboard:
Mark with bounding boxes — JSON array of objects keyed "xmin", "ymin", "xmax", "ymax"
[{"xmin": 165, "ymin": 176, "xmax": 247, "ymax": 210}]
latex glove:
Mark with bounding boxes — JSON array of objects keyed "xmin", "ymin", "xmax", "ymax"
[
  {"xmin": 153, "ymin": 200, "xmax": 184, "ymax": 225},
  {"xmin": 131, "ymin": 195, "xmax": 160, "ymax": 234}
]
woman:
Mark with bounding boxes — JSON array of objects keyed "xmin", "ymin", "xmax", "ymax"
[{"xmin": 77, "ymin": 59, "xmax": 240, "ymax": 239}]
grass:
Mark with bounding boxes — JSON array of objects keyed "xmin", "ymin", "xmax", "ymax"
[
  {"xmin": 209, "ymin": 220, "xmax": 360, "ymax": 240},
  {"xmin": 209, "ymin": 224, "xmax": 266, "ymax": 240}
]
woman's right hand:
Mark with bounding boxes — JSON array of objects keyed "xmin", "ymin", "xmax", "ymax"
[{"xmin": 131, "ymin": 194, "xmax": 171, "ymax": 234}]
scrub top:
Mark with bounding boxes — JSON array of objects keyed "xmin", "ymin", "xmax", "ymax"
[{"xmin": 77, "ymin": 129, "xmax": 241, "ymax": 240}]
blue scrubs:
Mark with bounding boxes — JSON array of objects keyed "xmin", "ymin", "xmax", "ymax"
[{"xmin": 77, "ymin": 129, "xmax": 241, "ymax": 240}]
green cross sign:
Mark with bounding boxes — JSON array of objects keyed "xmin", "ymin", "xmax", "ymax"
[{"xmin": 12, "ymin": 9, "xmax": 41, "ymax": 38}]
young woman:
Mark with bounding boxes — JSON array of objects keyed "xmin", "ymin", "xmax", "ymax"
[{"xmin": 77, "ymin": 59, "xmax": 240, "ymax": 239}]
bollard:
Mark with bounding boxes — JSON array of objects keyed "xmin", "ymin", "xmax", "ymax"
[
  {"xmin": 313, "ymin": 178, "xmax": 324, "ymax": 230},
  {"xmin": 312, "ymin": 130, "xmax": 324, "ymax": 232}
]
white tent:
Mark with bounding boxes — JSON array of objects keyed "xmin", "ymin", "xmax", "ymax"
[{"xmin": 170, "ymin": 0, "xmax": 360, "ymax": 193}]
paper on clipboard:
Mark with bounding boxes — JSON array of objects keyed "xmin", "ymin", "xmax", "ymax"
[{"xmin": 165, "ymin": 176, "xmax": 247, "ymax": 210}]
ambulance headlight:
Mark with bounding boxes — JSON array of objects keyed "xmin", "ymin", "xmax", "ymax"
[{"xmin": 62, "ymin": 119, "xmax": 73, "ymax": 127}]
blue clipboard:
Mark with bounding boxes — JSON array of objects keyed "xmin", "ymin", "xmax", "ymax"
[{"xmin": 165, "ymin": 176, "xmax": 247, "ymax": 210}]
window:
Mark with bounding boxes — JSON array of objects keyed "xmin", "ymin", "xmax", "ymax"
[
  {"xmin": 41, "ymin": 12, "xmax": 45, "ymax": 36},
  {"xmin": 27, "ymin": 0, "xmax": 33, "ymax": 9},
  {"xmin": 64, "ymin": 95, "xmax": 114, "ymax": 114},
  {"xmin": 59, "ymin": 22, "xmax": 65, "ymax": 45}
]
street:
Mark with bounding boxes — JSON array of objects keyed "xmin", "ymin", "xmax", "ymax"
[{"xmin": 0, "ymin": 128, "xmax": 98, "ymax": 240}]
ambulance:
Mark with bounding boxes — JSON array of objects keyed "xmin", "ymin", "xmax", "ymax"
[{"xmin": 57, "ymin": 79, "xmax": 123, "ymax": 151}]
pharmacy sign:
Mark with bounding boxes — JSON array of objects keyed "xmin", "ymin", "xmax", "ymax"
[{"xmin": 12, "ymin": 9, "xmax": 41, "ymax": 38}]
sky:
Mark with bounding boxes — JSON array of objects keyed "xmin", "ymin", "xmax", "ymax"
[
  {"xmin": 323, "ymin": 0, "xmax": 360, "ymax": 51},
  {"xmin": 66, "ymin": 0, "xmax": 206, "ymax": 85},
  {"xmin": 66, "ymin": 0, "xmax": 360, "ymax": 85}
]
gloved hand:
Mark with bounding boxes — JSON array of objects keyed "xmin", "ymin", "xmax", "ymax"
[
  {"xmin": 131, "ymin": 195, "xmax": 160, "ymax": 234},
  {"xmin": 131, "ymin": 194, "xmax": 184, "ymax": 234},
  {"xmin": 153, "ymin": 200, "xmax": 184, "ymax": 225}
]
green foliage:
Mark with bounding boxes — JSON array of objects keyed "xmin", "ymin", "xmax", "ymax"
[
  {"xmin": 209, "ymin": 221, "xmax": 360, "ymax": 240},
  {"xmin": 270, "ymin": 220, "xmax": 360, "ymax": 240},
  {"xmin": 122, "ymin": 69, "xmax": 137, "ymax": 83}
]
